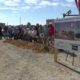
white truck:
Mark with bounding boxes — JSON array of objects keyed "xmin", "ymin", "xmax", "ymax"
[{"xmin": 47, "ymin": 16, "xmax": 80, "ymax": 54}]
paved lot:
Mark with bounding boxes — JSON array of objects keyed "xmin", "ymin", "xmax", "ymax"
[{"xmin": 0, "ymin": 40, "xmax": 80, "ymax": 80}]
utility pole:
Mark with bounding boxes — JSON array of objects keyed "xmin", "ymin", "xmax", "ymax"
[
  {"xmin": 7, "ymin": 22, "xmax": 8, "ymax": 26},
  {"xmin": 20, "ymin": 16, "xmax": 21, "ymax": 25}
]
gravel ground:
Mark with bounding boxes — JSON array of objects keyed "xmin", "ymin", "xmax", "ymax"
[{"xmin": 0, "ymin": 40, "xmax": 80, "ymax": 80}]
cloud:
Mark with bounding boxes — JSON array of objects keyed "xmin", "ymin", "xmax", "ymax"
[
  {"xmin": 60, "ymin": 2, "xmax": 74, "ymax": 7},
  {"xmin": 0, "ymin": 0, "xmax": 21, "ymax": 6},
  {"xmin": 65, "ymin": 0, "xmax": 74, "ymax": 3},
  {"xmin": 0, "ymin": 0, "xmax": 21, "ymax": 3},
  {"xmin": 3, "ymin": 2, "xmax": 19, "ymax": 6},
  {"xmin": 0, "ymin": 0, "xmax": 75, "ymax": 11},
  {"xmin": 0, "ymin": 0, "xmax": 4, "ymax": 3},
  {"xmin": 38, "ymin": 0, "xmax": 73, "ymax": 8},
  {"xmin": 35, "ymin": 6, "xmax": 43, "ymax": 9},
  {"xmin": 37, "ymin": 0, "xmax": 59, "ymax": 7},
  {"xmin": 39, "ymin": 1, "xmax": 52, "ymax": 6},
  {"xmin": 21, "ymin": 6, "xmax": 31, "ymax": 10},
  {"xmin": 0, "ymin": 7, "xmax": 9, "ymax": 10},
  {"xmin": 25, "ymin": 0, "xmax": 38, "ymax": 4}
]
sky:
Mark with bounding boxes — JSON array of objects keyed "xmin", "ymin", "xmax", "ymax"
[{"xmin": 0, "ymin": 0, "xmax": 79, "ymax": 25}]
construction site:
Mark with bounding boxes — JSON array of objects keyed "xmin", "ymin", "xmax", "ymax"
[{"xmin": 0, "ymin": 0, "xmax": 80, "ymax": 80}]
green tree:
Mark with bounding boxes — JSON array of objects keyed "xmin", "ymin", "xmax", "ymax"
[
  {"xmin": 36, "ymin": 23, "xmax": 40, "ymax": 27},
  {"xmin": 27, "ymin": 22, "xmax": 31, "ymax": 28}
]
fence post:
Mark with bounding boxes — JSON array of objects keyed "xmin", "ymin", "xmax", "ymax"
[
  {"xmin": 65, "ymin": 50, "xmax": 69, "ymax": 61},
  {"xmin": 54, "ymin": 48, "xmax": 58, "ymax": 62},
  {"xmin": 72, "ymin": 52, "xmax": 75, "ymax": 66}
]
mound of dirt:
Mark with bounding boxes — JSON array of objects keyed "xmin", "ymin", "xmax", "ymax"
[{"xmin": 4, "ymin": 40, "xmax": 56, "ymax": 53}]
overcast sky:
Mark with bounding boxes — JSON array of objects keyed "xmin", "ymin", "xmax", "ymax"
[{"xmin": 0, "ymin": 0, "xmax": 78, "ymax": 25}]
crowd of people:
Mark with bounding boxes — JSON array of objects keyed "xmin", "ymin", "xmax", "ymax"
[{"xmin": 0, "ymin": 24, "xmax": 54, "ymax": 46}]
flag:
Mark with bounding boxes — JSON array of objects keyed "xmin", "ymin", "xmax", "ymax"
[{"xmin": 75, "ymin": 0, "xmax": 80, "ymax": 14}]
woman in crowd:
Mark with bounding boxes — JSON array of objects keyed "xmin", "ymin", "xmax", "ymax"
[
  {"xmin": 39, "ymin": 25, "xmax": 45, "ymax": 44},
  {"xmin": 43, "ymin": 25, "xmax": 49, "ymax": 45},
  {"xmin": 31, "ymin": 27, "xmax": 37, "ymax": 43}
]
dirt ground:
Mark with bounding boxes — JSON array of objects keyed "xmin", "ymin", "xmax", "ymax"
[{"xmin": 0, "ymin": 40, "xmax": 80, "ymax": 80}]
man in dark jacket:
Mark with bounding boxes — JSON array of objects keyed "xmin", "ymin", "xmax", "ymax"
[{"xmin": 0, "ymin": 26, "xmax": 2, "ymax": 39}]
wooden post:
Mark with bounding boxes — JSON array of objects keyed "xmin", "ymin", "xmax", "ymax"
[
  {"xmin": 65, "ymin": 51, "xmax": 69, "ymax": 61},
  {"xmin": 72, "ymin": 52, "xmax": 75, "ymax": 66},
  {"xmin": 54, "ymin": 48, "xmax": 58, "ymax": 62}
]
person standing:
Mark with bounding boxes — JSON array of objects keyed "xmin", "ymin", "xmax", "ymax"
[
  {"xmin": 35, "ymin": 25, "xmax": 40, "ymax": 43},
  {"xmin": 0, "ymin": 26, "xmax": 2, "ymax": 39},
  {"xmin": 4, "ymin": 26, "xmax": 9, "ymax": 39},
  {"xmin": 48, "ymin": 24, "xmax": 55, "ymax": 46},
  {"xmin": 31, "ymin": 27, "xmax": 37, "ymax": 43}
]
